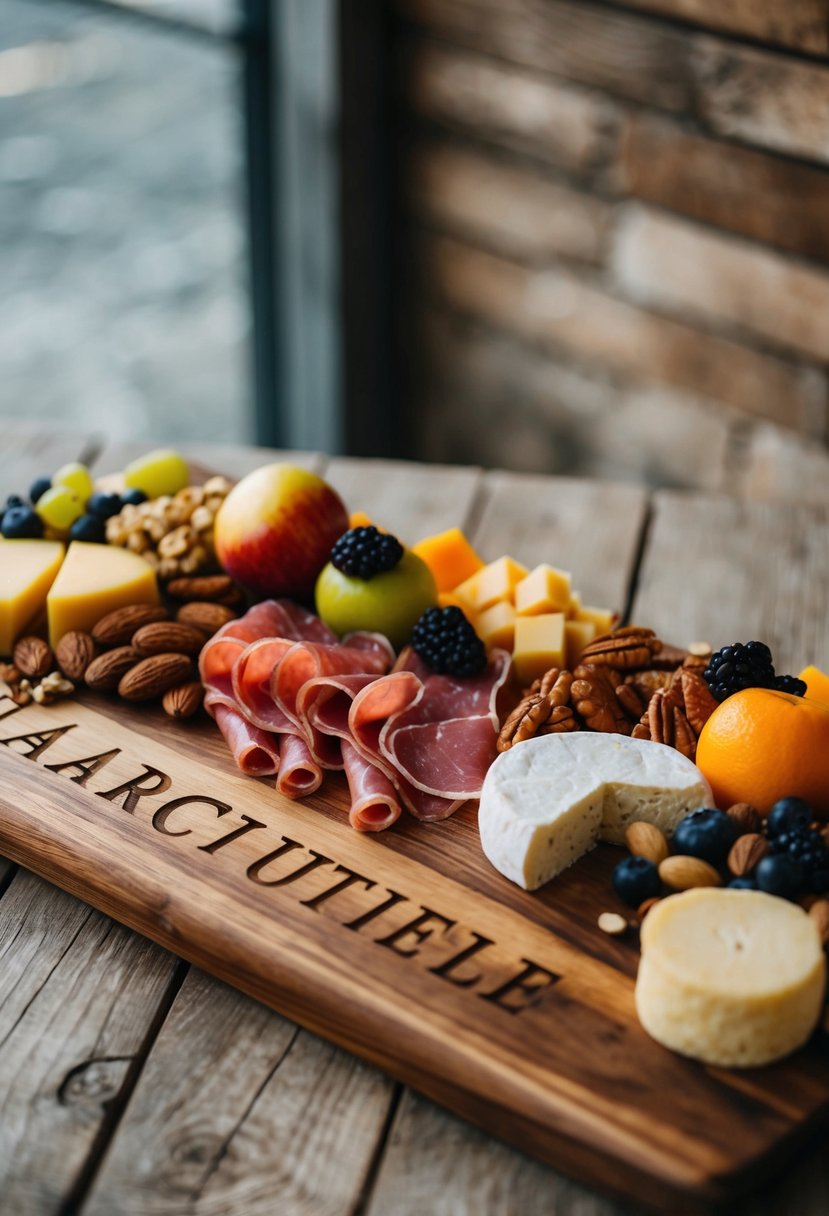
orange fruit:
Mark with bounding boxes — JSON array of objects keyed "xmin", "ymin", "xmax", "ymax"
[{"xmin": 696, "ymin": 687, "xmax": 829, "ymax": 818}]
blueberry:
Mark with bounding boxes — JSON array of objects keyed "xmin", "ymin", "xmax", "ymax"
[
  {"xmin": 671, "ymin": 808, "xmax": 738, "ymax": 865},
  {"xmin": 5, "ymin": 494, "xmax": 25, "ymax": 510},
  {"xmin": 727, "ymin": 876, "xmax": 758, "ymax": 890},
  {"xmin": 29, "ymin": 476, "xmax": 52, "ymax": 504},
  {"xmin": 86, "ymin": 490, "xmax": 122, "ymax": 519},
  {"xmin": 68, "ymin": 513, "xmax": 106, "ymax": 543},
  {"xmin": 612, "ymin": 856, "xmax": 661, "ymax": 907},
  {"xmin": 767, "ymin": 797, "xmax": 813, "ymax": 839},
  {"xmin": 121, "ymin": 488, "xmax": 147, "ymax": 506},
  {"xmin": 755, "ymin": 854, "xmax": 804, "ymax": 900},
  {"xmin": 1, "ymin": 504, "xmax": 43, "ymax": 539}
]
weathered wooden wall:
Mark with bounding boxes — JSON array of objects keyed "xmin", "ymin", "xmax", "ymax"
[{"xmin": 392, "ymin": 0, "xmax": 829, "ymax": 497}]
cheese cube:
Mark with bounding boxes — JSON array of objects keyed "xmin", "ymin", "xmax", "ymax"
[
  {"xmin": 637, "ymin": 889, "xmax": 826, "ymax": 1067},
  {"xmin": 564, "ymin": 619, "xmax": 595, "ymax": 667},
  {"xmin": 512, "ymin": 612, "xmax": 565, "ymax": 686},
  {"xmin": 472, "ymin": 556, "xmax": 529, "ymax": 612},
  {"xmin": 576, "ymin": 604, "xmax": 616, "ymax": 634},
  {"xmin": 412, "ymin": 527, "xmax": 484, "ymax": 594},
  {"xmin": 565, "ymin": 591, "xmax": 582, "ymax": 620},
  {"xmin": 475, "ymin": 600, "xmax": 516, "ymax": 651},
  {"xmin": 47, "ymin": 541, "xmax": 159, "ymax": 646},
  {"xmin": 0, "ymin": 539, "xmax": 65, "ymax": 656},
  {"xmin": 514, "ymin": 564, "xmax": 572, "ymax": 616},
  {"xmin": 348, "ymin": 511, "xmax": 374, "ymax": 530}
]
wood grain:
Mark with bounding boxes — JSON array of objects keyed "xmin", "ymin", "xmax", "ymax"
[
  {"xmin": 324, "ymin": 455, "xmax": 482, "ymax": 541},
  {"xmin": 423, "ymin": 234, "xmax": 825, "ymax": 433},
  {"xmin": 409, "ymin": 141, "xmax": 610, "ymax": 265},
  {"xmin": 0, "ymin": 870, "xmax": 178, "ymax": 1216},
  {"xmin": 612, "ymin": 205, "xmax": 829, "ymax": 362},
  {"xmin": 734, "ymin": 425, "xmax": 829, "ymax": 508},
  {"xmin": 84, "ymin": 968, "xmax": 395, "ymax": 1216},
  {"xmin": 405, "ymin": 41, "xmax": 618, "ymax": 174},
  {"xmin": 619, "ymin": 114, "xmax": 829, "ymax": 266},
  {"xmin": 607, "ymin": 0, "xmax": 829, "ymax": 56}
]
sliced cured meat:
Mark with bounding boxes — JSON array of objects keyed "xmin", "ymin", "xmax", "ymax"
[
  {"xmin": 208, "ymin": 699, "xmax": 280, "ymax": 777},
  {"xmin": 272, "ymin": 632, "xmax": 394, "ymax": 726},
  {"xmin": 296, "ymin": 671, "xmax": 379, "ymax": 768},
  {"xmin": 341, "ymin": 739, "xmax": 401, "ymax": 832},
  {"xmin": 232, "ymin": 637, "xmax": 297, "ymax": 731},
  {"xmin": 348, "ymin": 647, "xmax": 511, "ymax": 820},
  {"xmin": 277, "ymin": 731, "xmax": 322, "ymax": 799}
]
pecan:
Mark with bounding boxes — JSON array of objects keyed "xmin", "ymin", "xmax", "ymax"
[
  {"xmin": 649, "ymin": 643, "xmax": 689, "ymax": 671},
  {"xmin": 623, "ymin": 669, "xmax": 674, "ymax": 699},
  {"xmin": 497, "ymin": 669, "xmax": 579, "ymax": 751},
  {"xmin": 579, "ymin": 626, "xmax": 662, "ymax": 672},
  {"xmin": 615, "ymin": 681, "xmax": 649, "ymax": 721},
  {"xmin": 679, "ymin": 669, "xmax": 718, "ymax": 736},
  {"xmin": 572, "ymin": 664, "xmax": 631, "ymax": 734},
  {"xmin": 726, "ymin": 803, "xmax": 763, "ymax": 836}
]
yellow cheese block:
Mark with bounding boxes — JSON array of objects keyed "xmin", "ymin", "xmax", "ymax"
[
  {"xmin": 47, "ymin": 541, "xmax": 159, "ymax": 646},
  {"xmin": 636, "ymin": 889, "xmax": 826, "ymax": 1067},
  {"xmin": 576, "ymin": 604, "xmax": 616, "ymax": 634},
  {"xmin": 512, "ymin": 613, "xmax": 565, "ymax": 686},
  {"xmin": 799, "ymin": 664, "xmax": 829, "ymax": 709},
  {"xmin": 0, "ymin": 539, "xmax": 65, "ymax": 656},
  {"xmin": 412, "ymin": 527, "xmax": 484, "ymax": 594},
  {"xmin": 456, "ymin": 555, "xmax": 529, "ymax": 614},
  {"xmin": 514, "ymin": 563, "xmax": 572, "ymax": 616},
  {"xmin": 475, "ymin": 599, "xmax": 516, "ymax": 650},
  {"xmin": 564, "ymin": 618, "xmax": 595, "ymax": 667}
]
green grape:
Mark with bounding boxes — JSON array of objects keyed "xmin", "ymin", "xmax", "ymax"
[
  {"xmin": 35, "ymin": 485, "xmax": 85, "ymax": 531},
  {"xmin": 123, "ymin": 449, "xmax": 189, "ymax": 498},
  {"xmin": 52, "ymin": 461, "xmax": 94, "ymax": 502}
]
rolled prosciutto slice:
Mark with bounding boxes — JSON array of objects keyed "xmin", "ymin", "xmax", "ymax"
[
  {"xmin": 295, "ymin": 671, "xmax": 380, "ymax": 768},
  {"xmin": 277, "ymin": 731, "xmax": 322, "ymax": 799},
  {"xmin": 272, "ymin": 632, "xmax": 394, "ymax": 728},
  {"xmin": 200, "ymin": 599, "xmax": 334, "ymax": 699},
  {"xmin": 341, "ymin": 739, "xmax": 401, "ymax": 832},
  {"xmin": 207, "ymin": 697, "xmax": 281, "ymax": 777}
]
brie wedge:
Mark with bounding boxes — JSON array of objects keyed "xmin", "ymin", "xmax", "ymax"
[{"xmin": 478, "ymin": 733, "xmax": 711, "ymax": 890}]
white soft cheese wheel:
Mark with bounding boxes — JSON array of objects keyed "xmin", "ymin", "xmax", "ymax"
[
  {"xmin": 478, "ymin": 733, "xmax": 711, "ymax": 890},
  {"xmin": 636, "ymin": 889, "xmax": 826, "ymax": 1067}
]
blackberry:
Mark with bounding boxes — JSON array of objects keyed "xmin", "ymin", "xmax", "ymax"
[
  {"xmin": 768, "ymin": 824, "xmax": 829, "ymax": 893},
  {"xmin": 773, "ymin": 674, "xmax": 807, "ymax": 697},
  {"xmin": 703, "ymin": 640, "xmax": 776, "ymax": 702},
  {"xmin": 330, "ymin": 526, "xmax": 404, "ymax": 580},
  {"xmin": 411, "ymin": 606, "xmax": 487, "ymax": 677}
]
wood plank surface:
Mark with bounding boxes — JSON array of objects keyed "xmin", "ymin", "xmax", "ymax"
[
  {"xmin": 84, "ymin": 968, "xmax": 395, "ymax": 1216},
  {"xmin": 0, "ymin": 871, "xmax": 179, "ymax": 1216},
  {"xmin": 607, "ymin": 0, "xmax": 829, "ymax": 56}
]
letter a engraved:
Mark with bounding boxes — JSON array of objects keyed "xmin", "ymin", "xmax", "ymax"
[
  {"xmin": 0, "ymin": 723, "xmax": 76, "ymax": 761},
  {"xmin": 45, "ymin": 749, "xmax": 121, "ymax": 786}
]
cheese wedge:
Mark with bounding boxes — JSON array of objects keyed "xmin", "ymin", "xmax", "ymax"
[
  {"xmin": 636, "ymin": 889, "xmax": 826, "ymax": 1067},
  {"xmin": 478, "ymin": 733, "xmax": 711, "ymax": 890},
  {"xmin": 0, "ymin": 539, "xmax": 65, "ymax": 656},
  {"xmin": 47, "ymin": 541, "xmax": 159, "ymax": 646}
]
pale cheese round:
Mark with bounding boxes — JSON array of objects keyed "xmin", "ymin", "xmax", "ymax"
[
  {"xmin": 636, "ymin": 889, "xmax": 826, "ymax": 1067},
  {"xmin": 478, "ymin": 733, "xmax": 711, "ymax": 890}
]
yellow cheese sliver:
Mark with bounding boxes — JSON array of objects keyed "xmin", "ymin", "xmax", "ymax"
[
  {"xmin": 475, "ymin": 600, "xmax": 516, "ymax": 651},
  {"xmin": 512, "ymin": 613, "xmax": 565, "ymax": 686},
  {"xmin": 47, "ymin": 542, "xmax": 159, "ymax": 646},
  {"xmin": 0, "ymin": 539, "xmax": 65, "ymax": 656}
]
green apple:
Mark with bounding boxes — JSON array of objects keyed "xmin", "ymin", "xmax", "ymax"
[{"xmin": 315, "ymin": 549, "xmax": 437, "ymax": 649}]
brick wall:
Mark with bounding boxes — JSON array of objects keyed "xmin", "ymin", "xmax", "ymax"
[{"xmin": 392, "ymin": 0, "xmax": 829, "ymax": 496}]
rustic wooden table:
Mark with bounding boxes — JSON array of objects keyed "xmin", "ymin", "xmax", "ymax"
[{"xmin": 1, "ymin": 425, "xmax": 828, "ymax": 1216}]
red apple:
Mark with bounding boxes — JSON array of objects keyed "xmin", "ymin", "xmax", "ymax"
[{"xmin": 213, "ymin": 463, "xmax": 349, "ymax": 597}]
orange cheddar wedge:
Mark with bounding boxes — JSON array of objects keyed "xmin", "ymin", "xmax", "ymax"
[{"xmin": 412, "ymin": 527, "xmax": 485, "ymax": 594}]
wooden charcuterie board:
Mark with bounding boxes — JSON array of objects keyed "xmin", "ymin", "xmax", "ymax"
[{"xmin": 1, "ymin": 685, "xmax": 828, "ymax": 1213}]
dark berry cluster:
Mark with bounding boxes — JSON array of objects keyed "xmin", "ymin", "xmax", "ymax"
[
  {"xmin": 766, "ymin": 797, "xmax": 829, "ymax": 895},
  {"xmin": 0, "ymin": 478, "xmax": 142, "ymax": 543},
  {"xmin": 411, "ymin": 605, "xmax": 487, "ymax": 677},
  {"xmin": 704, "ymin": 640, "xmax": 806, "ymax": 702},
  {"xmin": 330, "ymin": 526, "xmax": 403, "ymax": 579}
]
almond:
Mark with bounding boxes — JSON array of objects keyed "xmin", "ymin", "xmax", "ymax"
[
  {"xmin": 176, "ymin": 601, "xmax": 237, "ymax": 633},
  {"xmin": 636, "ymin": 897, "xmax": 661, "ymax": 922},
  {"xmin": 118, "ymin": 653, "xmax": 194, "ymax": 702},
  {"xmin": 726, "ymin": 802, "xmax": 762, "ymax": 836},
  {"xmin": 132, "ymin": 621, "xmax": 208, "ymax": 657},
  {"xmin": 597, "ymin": 912, "xmax": 628, "ymax": 936},
  {"xmin": 162, "ymin": 681, "xmax": 204, "ymax": 719},
  {"xmin": 658, "ymin": 855, "xmax": 721, "ymax": 891},
  {"xmin": 13, "ymin": 636, "xmax": 53, "ymax": 679},
  {"xmin": 84, "ymin": 646, "xmax": 141, "ymax": 691},
  {"xmin": 809, "ymin": 900, "xmax": 829, "ymax": 948},
  {"xmin": 92, "ymin": 604, "xmax": 169, "ymax": 647},
  {"xmin": 727, "ymin": 832, "xmax": 768, "ymax": 877},
  {"xmin": 55, "ymin": 631, "xmax": 98, "ymax": 681},
  {"xmin": 624, "ymin": 822, "xmax": 668, "ymax": 866},
  {"xmin": 166, "ymin": 574, "xmax": 235, "ymax": 601}
]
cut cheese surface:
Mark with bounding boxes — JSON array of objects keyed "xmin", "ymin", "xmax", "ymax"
[
  {"xmin": 478, "ymin": 733, "xmax": 711, "ymax": 890},
  {"xmin": 636, "ymin": 889, "xmax": 826, "ymax": 1067},
  {"xmin": 0, "ymin": 539, "xmax": 66, "ymax": 655},
  {"xmin": 47, "ymin": 541, "xmax": 159, "ymax": 645}
]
